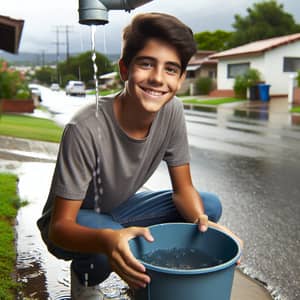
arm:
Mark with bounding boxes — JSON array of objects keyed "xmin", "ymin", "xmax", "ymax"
[
  {"xmin": 168, "ymin": 164, "xmax": 243, "ymax": 249},
  {"xmin": 48, "ymin": 196, "xmax": 153, "ymax": 288},
  {"xmin": 168, "ymin": 164, "xmax": 208, "ymax": 231}
]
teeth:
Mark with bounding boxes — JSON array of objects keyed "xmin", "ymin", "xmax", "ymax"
[{"xmin": 144, "ymin": 89, "xmax": 164, "ymax": 96}]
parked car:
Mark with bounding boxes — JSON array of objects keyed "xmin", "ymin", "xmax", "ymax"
[
  {"xmin": 50, "ymin": 83, "xmax": 60, "ymax": 91},
  {"xmin": 65, "ymin": 81, "xmax": 86, "ymax": 96},
  {"xmin": 28, "ymin": 84, "xmax": 42, "ymax": 102}
]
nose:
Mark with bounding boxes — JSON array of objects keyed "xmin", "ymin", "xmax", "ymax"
[{"xmin": 149, "ymin": 66, "xmax": 164, "ymax": 85}]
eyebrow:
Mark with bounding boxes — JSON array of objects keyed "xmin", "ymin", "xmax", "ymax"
[{"xmin": 135, "ymin": 56, "xmax": 182, "ymax": 70}]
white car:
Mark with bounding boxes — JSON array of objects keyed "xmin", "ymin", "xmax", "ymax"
[
  {"xmin": 50, "ymin": 83, "xmax": 60, "ymax": 91},
  {"xmin": 28, "ymin": 84, "xmax": 42, "ymax": 102},
  {"xmin": 65, "ymin": 81, "xmax": 86, "ymax": 96}
]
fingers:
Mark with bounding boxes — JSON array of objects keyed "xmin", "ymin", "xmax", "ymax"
[
  {"xmin": 194, "ymin": 214, "xmax": 208, "ymax": 232},
  {"xmin": 127, "ymin": 226, "xmax": 154, "ymax": 243},
  {"xmin": 109, "ymin": 227, "xmax": 154, "ymax": 289},
  {"xmin": 111, "ymin": 251, "xmax": 150, "ymax": 289}
]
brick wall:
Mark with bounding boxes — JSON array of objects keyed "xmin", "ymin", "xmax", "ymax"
[
  {"xmin": 294, "ymin": 87, "xmax": 300, "ymax": 105},
  {"xmin": 0, "ymin": 99, "xmax": 34, "ymax": 113}
]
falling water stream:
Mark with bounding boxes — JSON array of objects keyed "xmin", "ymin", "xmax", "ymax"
[{"xmin": 91, "ymin": 25, "xmax": 100, "ymax": 116}]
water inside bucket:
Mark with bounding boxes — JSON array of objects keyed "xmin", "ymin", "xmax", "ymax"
[{"xmin": 140, "ymin": 247, "xmax": 225, "ymax": 270}]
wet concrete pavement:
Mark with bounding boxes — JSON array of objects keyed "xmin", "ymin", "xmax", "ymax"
[{"xmin": 1, "ymin": 94, "xmax": 299, "ymax": 299}]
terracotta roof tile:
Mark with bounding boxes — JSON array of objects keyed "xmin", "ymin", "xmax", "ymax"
[{"xmin": 210, "ymin": 33, "xmax": 300, "ymax": 59}]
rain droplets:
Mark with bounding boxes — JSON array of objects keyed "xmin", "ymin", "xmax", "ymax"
[{"xmin": 93, "ymin": 155, "xmax": 103, "ymax": 213}]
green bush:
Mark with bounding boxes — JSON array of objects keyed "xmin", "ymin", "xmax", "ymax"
[
  {"xmin": 297, "ymin": 70, "xmax": 300, "ymax": 87},
  {"xmin": 233, "ymin": 68, "xmax": 261, "ymax": 99},
  {"xmin": 195, "ymin": 77, "xmax": 213, "ymax": 95},
  {"xmin": 245, "ymin": 68, "xmax": 261, "ymax": 87},
  {"xmin": 0, "ymin": 60, "xmax": 31, "ymax": 100},
  {"xmin": 234, "ymin": 75, "xmax": 248, "ymax": 98}
]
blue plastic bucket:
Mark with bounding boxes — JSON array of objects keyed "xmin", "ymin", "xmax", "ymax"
[{"xmin": 129, "ymin": 223, "xmax": 241, "ymax": 300}]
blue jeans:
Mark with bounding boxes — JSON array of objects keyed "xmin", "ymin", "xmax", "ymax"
[{"xmin": 50, "ymin": 190, "xmax": 222, "ymax": 286}]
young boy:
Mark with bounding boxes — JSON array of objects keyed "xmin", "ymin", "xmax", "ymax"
[{"xmin": 37, "ymin": 12, "xmax": 238, "ymax": 299}]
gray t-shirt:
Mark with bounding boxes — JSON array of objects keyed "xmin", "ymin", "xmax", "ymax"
[{"xmin": 37, "ymin": 95, "xmax": 190, "ymax": 241}]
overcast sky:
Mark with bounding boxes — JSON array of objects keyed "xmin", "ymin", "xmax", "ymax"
[{"xmin": 1, "ymin": 0, "xmax": 300, "ymax": 55}]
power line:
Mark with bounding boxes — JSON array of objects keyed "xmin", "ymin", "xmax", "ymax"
[{"xmin": 52, "ymin": 25, "xmax": 74, "ymax": 83}]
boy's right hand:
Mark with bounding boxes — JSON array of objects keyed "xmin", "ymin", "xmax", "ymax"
[{"xmin": 103, "ymin": 226, "xmax": 154, "ymax": 289}]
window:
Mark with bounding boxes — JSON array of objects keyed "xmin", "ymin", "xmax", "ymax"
[
  {"xmin": 283, "ymin": 57, "xmax": 300, "ymax": 72},
  {"xmin": 186, "ymin": 70, "xmax": 196, "ymax": 79},
  {"xmin": 208, "ymin": 70, "xmax": 216, "ymax": 79},
  {"xmin": 227, "ymin": 63, "xmax": 250, "ymax": 78}
]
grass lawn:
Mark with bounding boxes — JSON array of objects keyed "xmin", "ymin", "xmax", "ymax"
[
  {"xmin": 87, "ymin": 88, "xmax": 121, "ymax": 96},
  {"xmin": 290, "ymin": 106, "xmax": 300, "ymax": 113},
  {"xmin": 0, "ymin": 173, "xmax": 26, "ymax": 299},
  {"xmin": 0, "ymin": 114, "xmax": 63, "ymax": 143},
  {"xmin": 182, "ymin": 97, "xmax": 246, "ymax": 105}
]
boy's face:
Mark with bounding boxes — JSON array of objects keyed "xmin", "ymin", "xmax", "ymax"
[{"xmin": 119, "ymin": 38, "xmax": 186, "ymax": 114}]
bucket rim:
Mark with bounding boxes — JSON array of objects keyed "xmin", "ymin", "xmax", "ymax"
[{"xmin": 136, "ymin": 222, "xmax": 242, "ymax": 275}]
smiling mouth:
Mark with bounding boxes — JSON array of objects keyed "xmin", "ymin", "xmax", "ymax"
[{"xmin": 141, "ymin": 87, "xmax": 167, "ymax": 97}]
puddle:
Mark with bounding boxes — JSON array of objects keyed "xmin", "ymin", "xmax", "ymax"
[
  {"xmin": 4, "ymin": 161, "xmax": 131, "ymax": 299},
  {"xmin": 234, "ymin": 108, "xmax": 269, "ymax": 121},
  {"xmin": 15, "ymin": 162, "xmax": 71, "ymax": 299}
]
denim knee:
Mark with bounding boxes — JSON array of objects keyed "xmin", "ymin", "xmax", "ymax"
[
  {"xmin": 199, "ymin": 192, "xmax": 222, "ymax": 222},
  {"xmin": 72, "ymin": 254, "xmax": 112, "ymax": 286}
]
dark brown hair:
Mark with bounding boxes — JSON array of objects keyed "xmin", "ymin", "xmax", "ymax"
[{"xmin": 121, "ymin": 13, "xmax": 197, "ymax": 74}]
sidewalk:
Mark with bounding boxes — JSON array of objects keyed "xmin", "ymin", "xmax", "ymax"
[{"xmin": 231, "ymin": 269, "xmax": 272, "ymax": 300}]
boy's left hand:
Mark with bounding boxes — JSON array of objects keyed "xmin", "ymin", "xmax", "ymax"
[
  {"xmin": 195, "ymin": 216, "xmax": 244, "ymax": 264},
  {"xmin": 194, "ymin": 214, "xmax": 209, "ymax": 232}
]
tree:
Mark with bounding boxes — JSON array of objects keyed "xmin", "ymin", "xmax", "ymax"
[
  {"xmin": 0, "ymin": 60, "xmax": 30, "ymax": 99},
  {"xmin": 35, "ymin": 67, "xmax": 56, "ymax": 85},
  {"xmin": 194, "ymin": 30, "xmax": 232, "ymax": 51},
  {"xmin": 58, "ymin": 51, "xmax": 113, "ymax": 87},
  {"xmin": 229, "ymin": 0, "xmax": 300, "ymax": 48}
]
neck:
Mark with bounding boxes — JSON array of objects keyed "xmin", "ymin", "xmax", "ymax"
[{"xmin": 114, "ymin": 92, "xmax": 156, "ymax": 139}]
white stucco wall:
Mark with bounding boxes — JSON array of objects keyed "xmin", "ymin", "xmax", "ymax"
[
  {"xmin": 216, "ymin": 40, "xmax": 300, "ymax": 95},
  {"xmin": 264, "ymin": 42, "xmax": 300, "ymax": 94},
  {"xmin": 216, "ymin": 55, "xmax": 264, "ymax": 90}
]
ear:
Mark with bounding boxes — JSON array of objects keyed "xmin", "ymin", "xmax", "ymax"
[
  {"xmin": 119, "ymin": 59, "xmax": 129, "ymax": 81},
  {"xmin": 177, "ymin": 71, "xmax": 186, "ymax": 90}
]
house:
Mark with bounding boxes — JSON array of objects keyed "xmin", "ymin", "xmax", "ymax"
[
  {"xmin": 210, "ymin": 33, "xmax": 300, "ymax": 97},
  {"xmin": 0, "ymin": 15, "xmax": 33, "ymax": 113},
  {"xmin": 179, "ymin": 50, "xmax": 218, "ymax": 95},
  {"xmin": 99, "ymin": 71, "xmax": 119, "ymax": 89},
  {"xmin": 0, "ymin": 15, "xmax": 24, "ymax": 54}
]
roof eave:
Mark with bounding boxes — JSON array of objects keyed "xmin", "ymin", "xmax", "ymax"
[
  {"xmin": 211, "ymin": 50, "xmax": 264, "ymax": 60},
  {"xmin": 0, "ymin": 15, "xmax": 24, "ymax": 54}
]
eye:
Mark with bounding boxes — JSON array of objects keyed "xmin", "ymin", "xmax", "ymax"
[
  {"xmin": 165, "ymin": 65, "xmax": 180, "ymax": 75},
  {"xmin": 137, "ymin": 60, "xmax": 154, "ymax": 69}
]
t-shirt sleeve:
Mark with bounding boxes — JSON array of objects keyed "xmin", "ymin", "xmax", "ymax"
[
  {"xmin": 163, "ymin": 100, "xmax": 190, "ymax": 167},
  {"xmin": 52, "ymin": 123, "xmax": 96, "ymax": 200}
]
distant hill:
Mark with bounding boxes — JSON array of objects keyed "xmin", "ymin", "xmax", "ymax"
[{"xmin": 0, "ymin": 51, "xmax": 120, "ymax": 66}]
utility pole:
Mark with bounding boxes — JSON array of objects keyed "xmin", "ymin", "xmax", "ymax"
[
  {"xmin": 56, "ymin": 25, "xmax": 74, "ymax": 62},
  {"xmin": 53, "ymin": 26, "xmax": 65, "ymax": 85},
  {"xmin": 53, "ymin": 25, "xmax": 74, "ymax": 83},
  {"xmin": 41, "ymin": 50, "xmax": 45, "ymax": 67},
  {"xmin": 63, "ymin": 25, "xmax": 74, "ymax": 62}
]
